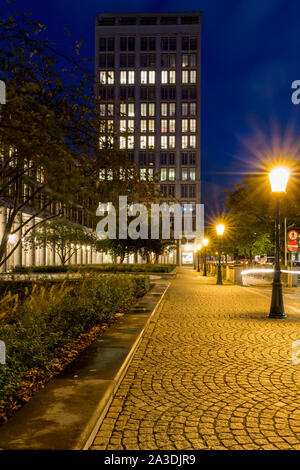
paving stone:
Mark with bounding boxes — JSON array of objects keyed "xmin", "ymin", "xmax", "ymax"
[{"xmin": 90, "ymin": 269, "xmax": 300, "ymax": 450}]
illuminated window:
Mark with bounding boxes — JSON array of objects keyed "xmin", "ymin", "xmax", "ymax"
[
  {"xmin": 161, "ymin": 70, "xmax": 168, "ymax": 84},
  {"xmin": 182, "ymin": 70, "xmax": 188, "ymax": 84},
  {"xmin": 107, "ymin": 71, "xmax": 114, "ymax": 84},
  {"xmin": 141, "ymin": 70, "xmax": 147, "ymax": 84},
  {"xmin": 120, "ymin": 120, "xmax": 126, "ymax": 132},
  {"xmin": 190, "ymin": 168, "xmax": 196, "ymax": 180},
  {"xmin": 161, "ymin": 168, "xmax": 167, "ymax": 181},
  {"xmin": 148, "ymin": 120, "xmax": 155, "ymax": 132},
  {"xmin": 108, "ymin": 104, "xmax": 114, "ymax": 116},
  {"xmin": 99, "ymin": 169, "xmax": 106, "ymax": 180},
  {"xmin": 140, "ymin": 136, "xmax": 147, "ymax": 149},
  {"xmin": 161, "ymin": 103, "xmax": 168, "ymax": 116},
  {"xmin": 100, "ymin": 104, "xmax": 106, "ymax": 116},
  {"xmin": 182, "ymin": 136, "xmax": 188, "ymax": 149},
  {"xmin": 128, "ymin": 71, "xmax": 135, "ymax": 84},
  {"xmin": 169, "ymin": 120, "xmax": 175, "ymax": 133},
  {"xmin": 100, "ymin": 71, "xmax": 106, "ymax": 84},
  {"xmin": 140, "ymin": 168, "xmax": 147, "ymax": 181},
  {"xmin": 120, "ymin": 136, "xmax": 126, "ymax": 149},
  {"xmin": 190, "ymin": 136, "xmax": 196, "ymax": 148},
  {"xmin": 190, "ymin": 70, "xmax": 196, "ymax": 83},
  {"xmin": 169, "ymin": 136, "xmax": 175, "ymax": 148},
  {"xmin": 141, "ymin": 103, "xmax": 147, "ymax": 116},
  {"xmin": 182, "ymin": 119, "xmax": 188, "ymax": 132},
  {"xmin": 190, "ymin": 103, "xmax": 196, "ymax": 115},
  {"xmin": 128, "ymin": 135, "xmax": 134, "ymax": 148},
  {"xmin": 149, "ymin": 103, "xmax": 155, "ymax": 116},
  {"xmin": 190, "ymin": 54, "xmax": 196, "ymax": 66},
  {"xmin": 128, "ymin": 103, "xmax": 135, "ymax": 116},
  {"xmin": 182, "ymin": 54, "xmax": 189, "ymax": 67},
  {"xmin": 169, "ymin": 168, "xmax": 175, "ymax": 181},
  {"xmin": 170, "ymin": 103, "xmax": 176, "ymax": 116},
  {"xmin": 149, "ymin": 71, "xmax": 155, "ymax": 84},
  {"xmin": 120, "ymin": 71, "xmax": 127, "ymax": 84},
  {"xmin": 141, "ymin": 120, "xmax": 147, "ymax": 132},
  {"xmin": 169, "ymin": 71, "xmax": 176, "ymax": 84},
  {"xmin": 161, "ymin": 120, "xmax": 168, "ymax": 133},
  {"xmin": 190, "ymin": 119, "xmax": 196, "ymax": 132},
  {"xmin": 182, "ymin": 168, "xmax": 188, "ymax": 180},
  {"xmin": 120, "ymin": 103, "xmax": 135, "ymax": 116},
  {"xmin": 128, "ymin": 120, "xmax": 134, "ymax": 132},
  {"xmin": 148, "ymin": 136, "xmax": 155, "ymax": 148},
  {"xmin": 182, "ymin": 103, "xmax": 188, "ymax": 116},
  {"xmin": 161, "ymin": 136, "xmax": 168, "ymax": 149}
]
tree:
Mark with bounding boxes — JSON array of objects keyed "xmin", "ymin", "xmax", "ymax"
[
  {"xmin": 24, "ymin": 217, "xmax": 97, "ymax": 265},
  {"xmin": 0, "ymin": 7, "xmax": 160, "ymax": 269}
]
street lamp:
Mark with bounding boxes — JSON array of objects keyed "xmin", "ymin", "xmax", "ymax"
[
  {"xmin": 269, "ymin": 167, "xmax": 289, "ymax": 318},
  {"xmin": 216, "ymin": 224, "xmax": 225, "ymax": 285},
  {"xmin": 202, "ymin": 238, "xmax": 209, "ymax": 276},
  {"xmin": 197, "ymin": 244, "xmax": 202, "ymax": 272}
]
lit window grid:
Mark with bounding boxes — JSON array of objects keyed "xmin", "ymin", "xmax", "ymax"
[
  {"xmin": 161, "ymin": 136, "xmax": 175, "ymax": 149},
  {"xmin": 141, "ymin": 70, "xmax": 156, "ymax": 84},
  {"xmin": 140, "ymin": 103, "xmax": 156, "ymax": 117},
  {"xmin": 181, "ymin": 119, "xmax": 196, "ymax": 132},
  {"xmin": 161, "ymin": 103, "xmax": 176, "ymax": 117},
  {"xmin": 120, "ymin": 70, "xmax": 135, "ymax": 84},
  {"xmin": 120, "ymin": 119, "xmax": 135, "ymax": 133},
  {"xmin": 161, "ymin": 119, "xmax": 176, "ymax": 133},
  {"xmin": 120, "ymin": 136, "xmax": 134, "ymax": 149},
  {"xmin": 99, "ymin": 70, "xmax": 114, "ymax": 84},
  {"xmin": 161, "ymin": 70, "xmax": 176, "ymax": 84},
  {"xmin": 181, "ymin": 135, "xmax": 196, "ymax": 149},
  {"xmin": 182, "ymin": 70, "xmax": 196, "ymax": 84},
  {"xmin": 141, "ymin": 119, "xmax": 155, "ymax": 133},
  {"xmin": 160, "ymin": 168, "xmax": 176, "ymax": 181},
  {"xmin": 140, "ymin": 136, "xmax": 155, "ymax": 149}
]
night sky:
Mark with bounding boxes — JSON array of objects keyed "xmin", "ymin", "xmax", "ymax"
[{"xmin": 6, "ymin": 0, "xmax": 300, "ymax": 215}]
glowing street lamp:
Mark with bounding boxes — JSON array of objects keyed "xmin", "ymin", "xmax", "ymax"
[
  {"xmin": 268, "ymin": 167, "xmax": 290, "ymax": 318},
  {"xmin": 202, "ymin": 238, "xmax": 209, "ymax": 276},
  {"xmin": 216, "ymin": 224, "xmax": 225, "ymax": 285}
]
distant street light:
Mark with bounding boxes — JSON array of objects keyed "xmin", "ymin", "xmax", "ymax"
[
  {"xmin": 216, "ymin": 224, "xmax": 225, "ymax": 285},
  {"xmin": 197, "ymin": 243, "xmax": 202, "ymax": 272},
  {"xmin": 269, "ymin": 167, "xmax": 290, "ymax": 318},
  {"xmin": 202, "ymin": 238, "xmax": 209, "ymax": 276}
]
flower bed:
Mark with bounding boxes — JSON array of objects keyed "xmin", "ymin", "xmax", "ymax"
[{"xmin": 0, "ymin": 274, "xmax": 150, "ymax": 421}]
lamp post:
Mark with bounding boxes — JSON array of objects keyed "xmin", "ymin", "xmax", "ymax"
[
  {"xmin": 197, "ymin": 244, "xmax": 202, "ymax": 272},
  {"xmin": 202, "ymin": 238, "xmax": 208, "ymax": 276},
  {"xmin": 193, "ymin": 247, "xmax": 197, "ymax": 269},
  {"xmin": 268, "ymin": 167, "xmax": 289, "ymax": 318},
  {"xmin": 216, "ymin": 224, "xmax": 225, "ymax": 285}
]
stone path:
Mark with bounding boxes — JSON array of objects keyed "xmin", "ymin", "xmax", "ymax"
[{"xmin": 91, "ymin": 268, "xmax": 300, "ymax": 450}]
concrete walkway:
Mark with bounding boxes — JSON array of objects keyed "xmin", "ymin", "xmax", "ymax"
[{"xmin": 91, "ymin": 268, "xmax": 300, "ymax": 450}]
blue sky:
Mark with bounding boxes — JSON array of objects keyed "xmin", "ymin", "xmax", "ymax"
[{"xmin": 5, "ymin": 0, "xmax": 300, "ymax": 213}]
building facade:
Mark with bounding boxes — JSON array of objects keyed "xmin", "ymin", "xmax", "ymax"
[{"xmin": 95, "ymin": 12, "xmax": 202, "ymax": 264}]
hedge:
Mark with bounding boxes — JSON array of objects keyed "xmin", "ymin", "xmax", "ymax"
[
  {"xmin": 11, "ymin": 263, "xmax": 176, "ymax": 274},
  {"xmin": 0, "ymin": 274, "xmax": 150, "ymax": 412}
]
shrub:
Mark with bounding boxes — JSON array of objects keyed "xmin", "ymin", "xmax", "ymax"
[
  {"xmin": 11, "ymin": 263, "xmax": 176, "ymax": 274},
  {"xmin": 0, "ymin": 274, "xmax": 150, "ymax": 412}
]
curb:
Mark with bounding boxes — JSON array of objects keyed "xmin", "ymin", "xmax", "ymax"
[{"xmin": 79, "ymin": 283, "xmax": 169, "ymax": 450}]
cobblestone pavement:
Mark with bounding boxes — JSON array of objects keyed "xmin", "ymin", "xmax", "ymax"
[{"xmin": 91, "ymin": 268, "xmax": 300, "ymax": 450}]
